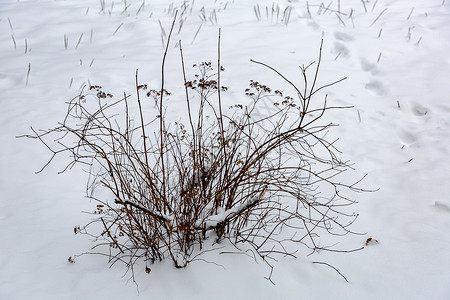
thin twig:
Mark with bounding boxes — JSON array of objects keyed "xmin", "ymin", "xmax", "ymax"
[
  {"xmin": 312, "ymin": 261, "xmax": 349, "ymax": 282},
  {"xmin": 159, "ymin": 10, "xmax": 178, "ymax": 213},
  {"xmin": 370, "ymin": 7, "xmax": 387, "ymax": 27},
  {"xmin": 75, "ymin": 33, "xmax": 84, "ymax": 49},
  {"xmin": 26, "ymin": 63, "xmax": 30, "ymax": 85},
  {"xmin": 113, "ymin": 23, "xmax": 124, "ymax": 35},
  {"xmin": 361, "ymin": 0, "xmax": 367, "ymax": 13}
]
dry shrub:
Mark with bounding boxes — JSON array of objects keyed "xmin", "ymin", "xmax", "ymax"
[{"xmin": 22, "ymin": 36, "xmax": 368, "ymax": 283}]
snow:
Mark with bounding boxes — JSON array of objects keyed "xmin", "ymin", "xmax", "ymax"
[{"xmin": 1, "ymin": 0, "xmax": 450, "ymax": 299}]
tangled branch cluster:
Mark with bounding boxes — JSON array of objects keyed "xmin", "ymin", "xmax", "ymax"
[{"xmin": 23, "ymin": 38, "xmax": 367, "ymax": 282}]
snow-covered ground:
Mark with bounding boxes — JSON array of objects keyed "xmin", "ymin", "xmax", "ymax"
[{"xmin": 1, "ymin": 0, "xmax": 450, "ymax": 299}]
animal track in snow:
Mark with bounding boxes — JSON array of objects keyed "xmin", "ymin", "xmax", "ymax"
[
  {"xmin": 360, "ymin": 58, "xmax": 379, "ymax": 75},
  {"xmin": 334, "ymin": 31, "xmax": 354, "ymax": 42},
  {"xmin": 332, "ymin": 32, "xmax": 353, "ymax": 60},
  {"xmin": 333, "ymin": 42, "xmax": 350, "ymax": 58},
  {"xmin": 365, "ymin": 80, "xmax": 387, "ymax": 96},
  {"xmin": 434, "ymin": 201, "xmax": 450, "ymax": 212},
  {"xmin": 411, "ymin": 103, "xmax": 429, "ymax": 116},
  {"xmin": 398, "ymin": 131, "xmax": 418, "ymax": 145},
  {"xmin": 307, "ymin": 20, "xmax": 320, "ymax": 30}
]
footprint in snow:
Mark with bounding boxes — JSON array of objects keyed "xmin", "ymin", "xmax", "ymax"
[
  {"xmin": 365, "ymin": 80, "xmax": 387, "ymax": 96},
  {"xmin": 332, "ymin": 32, "xmax": 353, "ymax": 60},
  {"xmin": 411, "ymin": 103, "xmax": 429, "ymax": 116},
  {"xmin": 334, "ymin": 31, "xmax": 354, "ymax": 42},
  {"xmin": 333, "ymin": 42, "xmax": 350, "ymax": 59},
  {"xmin": 307, "ymin": 20, "xmax": 320, "ymax": 30},
  {"xmin": 434, "ymin": 201, "xmax": 450, "ymax": 212},
  {"xmin": 398, "ymin": 131, "xmax": 418, "ymax": 145},
  {"xmin": 360, "ymin": 58, "xmax": 379, "ymax": 75}
]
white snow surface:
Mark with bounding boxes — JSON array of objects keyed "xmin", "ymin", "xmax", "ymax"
[{"xmin": 1, "ymin": 0, "xmax": 450, "ymax": 299}]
